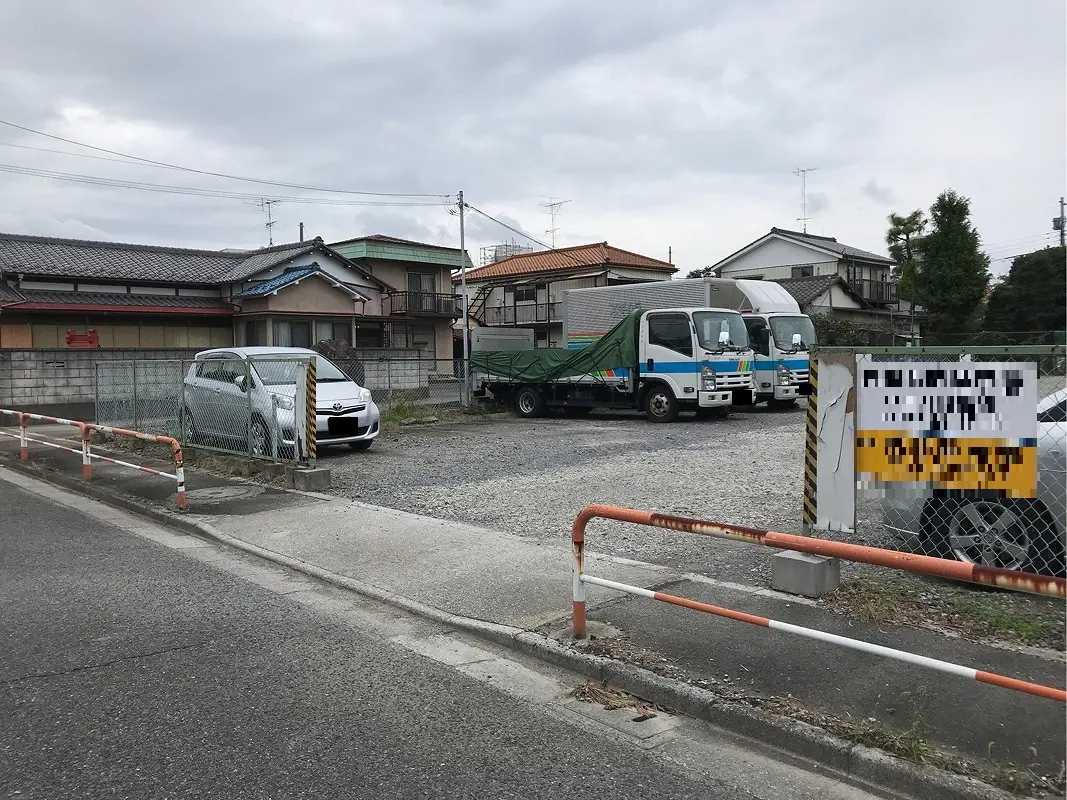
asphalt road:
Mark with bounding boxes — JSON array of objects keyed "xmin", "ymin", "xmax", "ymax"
[{"xmin": 0, "ymin": 479, "xmax": 806, "ymax": 800}]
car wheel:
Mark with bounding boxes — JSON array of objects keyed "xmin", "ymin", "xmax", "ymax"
[
  {"xmin": 181, "ymin": 406, "xmax": 203, "ymax": 444},
  {"xmin": 514, "ymin": 387, "xmax": 544, "ymax": 418},
  {"xmin": 927, "ymin": 498, "xmax": 1059, "ymax": 574},
  {"xmin": 348, "ymin": 440, "xmax": 373, "ymax": 451},
  {"xmin": 248, "ymin": 416, "xmax": 272, "ymax": 458},
  {"xmin": 643, "ymin": 385, "xmax": 679, "ymax": 423}
]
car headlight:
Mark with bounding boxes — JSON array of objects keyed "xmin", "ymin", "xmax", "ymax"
[
  {"xmin": 272, "ymin": 394, "xmax": 295, "ymax": 410},
  {"xmin": 359, "ymin": 387, "xmax": 373, "ymax": 403},
  {"xmin": 701, "ymin": 365, "xmax": 717, "ymax": 391},
  {"xmin": 776, "ymin": 364, "xmax": 791, "ymax": 386}
]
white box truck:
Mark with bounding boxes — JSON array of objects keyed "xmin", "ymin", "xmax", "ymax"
[
  {"xmin": 565, "ymin": 278, "xmax": 814, "ymax": 408},
  {"xmin": 471, "ymin": 299, "xmax": 754, "ymax": 422}
]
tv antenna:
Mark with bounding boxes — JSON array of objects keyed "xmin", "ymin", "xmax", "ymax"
[
  {"xmin": 792, "ymin": 168, "xmax": 817, "ymax": 233},
  {"xmin": 258, "ymin": 199, "xmax": 279, "ymax": 245},
  {"xmin": 540, "ymin": 197, "xmax": 571, "ymax": 248}
]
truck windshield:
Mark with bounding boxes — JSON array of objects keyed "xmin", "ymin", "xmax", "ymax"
[
  {"xmin": 692, "ymin": 311, "xmax": 749, "ymax": 351},
  {"xmin": 250, "ymin": 355, "xmax": 350, "ymax": 385},
  {"xmin": 769, "ymin": 316, "xmax": 817, "ymax": 351}
]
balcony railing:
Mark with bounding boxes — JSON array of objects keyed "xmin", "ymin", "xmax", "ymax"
[
  {"xmin": 385, "ymin": 291, "xmax": 460, "ymax": 316},
  {"xmin": 482, "ymin": 302, "xmax": 561, "ymax": 326},
  {"xmin": 851, "ymin": 279, "xmax": 897, "ymax": 304}
]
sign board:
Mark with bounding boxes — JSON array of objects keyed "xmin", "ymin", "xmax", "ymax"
[{"xmin": 855, "ymin": 361, "xmax": 1038, "ymax": 497}]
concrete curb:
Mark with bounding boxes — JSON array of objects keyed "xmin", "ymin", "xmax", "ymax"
[{"xmin": 3, "ymin": 458, "xmax": 1015, "ymax": 800}]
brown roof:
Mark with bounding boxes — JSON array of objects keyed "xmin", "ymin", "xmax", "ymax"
[{"xmin": 461, "ymin": 242, "xmax": 676, "ymax": 281}]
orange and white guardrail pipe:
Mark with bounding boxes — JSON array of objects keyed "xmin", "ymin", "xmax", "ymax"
[
  {"xmin": 571, "ymin": 504, "xmax": 1067, "ymax": 704},
  {"xmin": 0, "ymin": 410, "xmax": 187, "ymax": 511}
]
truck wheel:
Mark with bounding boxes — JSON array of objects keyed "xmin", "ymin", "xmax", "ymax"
[
  {"xmin": 644, "ymin": 385, "xmax": 679, "ymax": 423},
  {"xmin": 515, "ymin": 386, "xmax": 545, "ymax": 418},
  {"xmin": 768, "ymin": 398, "xmax": 796, "ymax": 410}
]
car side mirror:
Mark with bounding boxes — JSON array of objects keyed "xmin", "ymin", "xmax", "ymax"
[
  {"xmin": 233, "ymin": 374, "xmax": 247, "ymax": 392},
  {"xmin": 718, "ymin": 330, "xmax": 730, "ymax": 345}
]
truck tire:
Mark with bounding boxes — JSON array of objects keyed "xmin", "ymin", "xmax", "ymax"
[
  {"xmin": 643, "ymin": 385, "xmax": 679, "ymax": 423},
  {"xmin": 515, "ymin": 386, "xmax": 545, "ymax": 418}
]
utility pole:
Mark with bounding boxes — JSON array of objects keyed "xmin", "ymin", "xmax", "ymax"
[
  {"xmin": 299, "ymin": 222, "xmax": 304, "ymax": 242},
  {"xmin": 458, "ymin": 190, "xmax": 469, "ymax": 407},
  {"xmin": 1055, "ymin": 197, "xmax": 1066, "ymax": 248},
  {"xmin": 258, "ymin": 199, "xmax": 278, "ymax": 245},
  {"xmin": 793, "ymin": 168, "xmax": 817, "ymax": 233},
  {"xmin": 540, "ymin": 197, "xmax": 571, "ymax": 248}
]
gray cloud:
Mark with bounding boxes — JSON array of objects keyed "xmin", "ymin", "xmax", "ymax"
[{"xmin": 860, "ymin": 180, "xmax": 896, "ymax": 205}]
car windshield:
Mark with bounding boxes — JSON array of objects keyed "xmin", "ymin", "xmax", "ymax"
[
  {"xmin": 769, "ymin": 316, "xmax": 817, "ymax": 351},
  {"xmin": 250, "ymin": 355, "xmax": 351, "ymax": 386},
  {"xmin": 693, "ymin": 311, "xmax": 749, "ymax": 351}
]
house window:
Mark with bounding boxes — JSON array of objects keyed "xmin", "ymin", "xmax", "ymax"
[
  {"xmin": 355, "ymin": 322, "xmax": 384, "ymax": 348},
  {"xmin": 791, "ymin": 265, "xmax": 814, "ymax": 278},
  {"xmin": 243, "ymin": 319, "xmax": 267, "ymax": 347},
  {"xmin": 274, "ymin": 319, "xmax": 312, "ymax": 348},
  {"xmin": 316, "ymin": 320, "xmax": 351, "ymax": 344},
  {"xmin": 514, "ymin": 285, "xmax": 537, "ymax": 302},
  {"xmin": 407, "ymin": 272, "xmax": 435, "ymax": 293}
]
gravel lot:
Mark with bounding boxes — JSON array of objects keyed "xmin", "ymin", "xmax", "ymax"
[{"xmin": 322, "ymin": 406, "xmax": 887, "ymax": 584}]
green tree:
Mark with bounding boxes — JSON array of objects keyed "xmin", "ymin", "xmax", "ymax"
[
  {"xmin": 984, "ymin": 246, "xmax": 1066, "ymax": 332},
  {"xmin": 885, "ymin": 209, "xmax": 926, "ymax": 302},
  {"xmin": 810, "ymin": 313, "xmax": 870, "ymax": 346},
  {"xmin": 685, "ymin": 266, "xmax": 717, "ymax": 278},
  {"xmin": 915, "ymin": 190, "xmax": 989, "ymax": 334}
]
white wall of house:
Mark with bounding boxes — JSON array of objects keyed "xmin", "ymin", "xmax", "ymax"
[
  {"xmin": 803, "ymin": 284, "xmax": 865, "ymax": 311},
  {"xmin": 718, "ymin": 239, "xmax": 841, "ymax": 277}
]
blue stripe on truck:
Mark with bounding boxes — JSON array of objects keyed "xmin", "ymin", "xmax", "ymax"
[{"xmin": 754, "ymin": 358, "xmax": 809, "ymax": 371}]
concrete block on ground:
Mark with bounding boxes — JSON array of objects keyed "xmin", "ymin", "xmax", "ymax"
[
  {"xmin": 260, "ymin": 462, "xmax": 287, "ymax": 478},
  {"xmin": 292, "ymin": 467, "xmax": 331, "ymax": 491},
  {"xmin": 771, "ymin": 551, "xmax": 840, "ymax": 598}
]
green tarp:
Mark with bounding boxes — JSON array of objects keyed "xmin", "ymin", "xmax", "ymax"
[{"xmin": 470, "ymin": 310, "xmax": 641, "ymax": 382}]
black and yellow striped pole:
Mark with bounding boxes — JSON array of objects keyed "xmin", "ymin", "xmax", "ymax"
[
  {"xmin": 802, "ymin": 352, "xmax": 818, "ymax": 534},
  {"xmin": 305, "ymin": 356, "xmax": 317, "ymax": 465}
]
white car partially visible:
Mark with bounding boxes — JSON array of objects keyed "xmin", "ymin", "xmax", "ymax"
[
  {"xmin": 881, "ymin": 389, "xmax": 1066, "ymax": 576},
  {"xmin": 182, "ymin": 346, "xmax": 381, "ymax": 457}
]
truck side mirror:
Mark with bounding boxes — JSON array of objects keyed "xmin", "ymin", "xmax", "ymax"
[
  {"xmin": 792, "ymin": 333, "xmax": 803, "ymax": 348},
  {"xmin": 718, "ymin": 330, "xmax": 730, "ymax": 345}
]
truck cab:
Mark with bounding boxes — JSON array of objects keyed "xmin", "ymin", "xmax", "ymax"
[
  {"xmin": 639, "ymin": 307, "xmax": 755, "ymax": 419},
  {"xmin": 741, "ymin": 312, "xmax": 816, "ymax": 407}
]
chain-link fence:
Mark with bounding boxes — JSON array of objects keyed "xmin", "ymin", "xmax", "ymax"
[
  {"xmin": 809, "ymin": 345, "xmax": 1066, "ymax": 578},
  {"xmin": 96, "ymin": 357, "xmax": 314, "ymax": 463},
  {"xmin": 327, "ymin": 357, "xmax": 467, "ymax": 416}
]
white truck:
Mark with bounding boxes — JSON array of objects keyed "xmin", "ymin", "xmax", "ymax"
[
  {"xmin": 471, "ymin": 297, "xmax": 755, "ymax": 422},
  {"xmin": 566, "ymin": 278, "xmax": 814, "ymax": 408}
]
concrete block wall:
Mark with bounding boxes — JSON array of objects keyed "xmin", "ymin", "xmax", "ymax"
[{"xmin": 0, "ymin": 348, "xmax": 201, "ymax": 415}]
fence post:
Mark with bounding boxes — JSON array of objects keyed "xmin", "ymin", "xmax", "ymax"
[
  {"xmin": 802, "ymin": 350, "xmax": 818, "ymax": 536},
  {"xmin": 305, "ymin": 356, "xmax": 317, "ymax": 467},
  {"xmin": 174, "ymin": 443, "xmax": 186, "ymax": 511},
  {"xmin": 131, "ymin": 362, "xmax": 139, "ymax": 431},
  {"xmin": 18, "ymin": 412, "xmax": 28, "ymax": 460},
  {"xmin": 386, "ymin": 359, "xmax": 393, "ymax": 410},
  {"xmin": 571, "ymin": 518, "xmax": 587, "ymax": 639},
  {"xmin": 81, "ymin": 425, "xmax": 92, "ymax": 480}
]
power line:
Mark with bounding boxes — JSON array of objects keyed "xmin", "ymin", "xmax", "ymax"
[
  {"xmin": 0, "ymin": 163, "xmax": 445, "ymax": 207},
  {"xmin": 465, "ymin": 204, "xmax": 607, "ymax": 273},
  {"xmin": 0, "ymin": 118, "xmax": 446, "ymax": 199}
]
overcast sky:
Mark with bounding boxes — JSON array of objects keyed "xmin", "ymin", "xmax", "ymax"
[{"xmin": 0, "ymin": 0, "xmax": 1063, "ymax": 275}]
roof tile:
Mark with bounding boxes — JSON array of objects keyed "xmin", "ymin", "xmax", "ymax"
[
  {"xmin": 461, "ymin": 242, "xmax": 676, "ymax": 281},
  {"xmin": 770, "ymin": 228, "xmax": 893, "ymax": 264},
  {"xmin": 0, "ymin": 231, "xmax": 322, "ymax": 285}
]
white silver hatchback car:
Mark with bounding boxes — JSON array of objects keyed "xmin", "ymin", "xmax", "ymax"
[{"xmin": 182, "ymin": 347, "xmax": 380, "ymax": 456}]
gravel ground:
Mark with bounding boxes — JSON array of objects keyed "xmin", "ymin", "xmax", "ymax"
[{"xmin": 322, "ymin": 405, "xmax": 890, "ymax": 584}]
